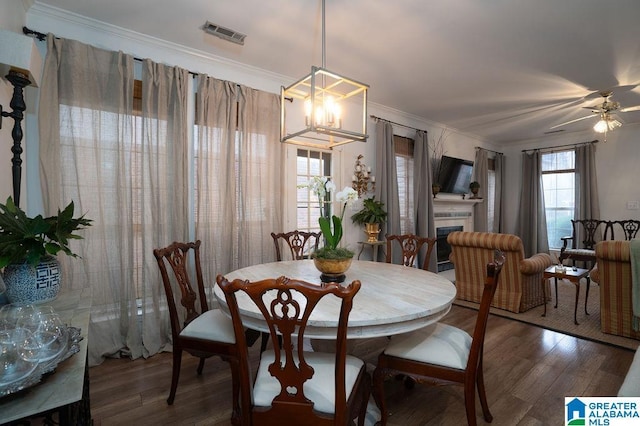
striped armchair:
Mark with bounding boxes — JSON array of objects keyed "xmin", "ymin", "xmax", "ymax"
[
  {"xmin": 591, "ymin": 241, "xmax": 640, "ymax": 340},
  {"xmin": 448, "ymin": 231, "xmax": 552, "ymax": 313}
]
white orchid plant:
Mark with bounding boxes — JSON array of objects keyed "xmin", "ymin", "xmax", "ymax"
[{"xmin": 299, "ymin": 176, "xmax": 358, "ymax": 258}]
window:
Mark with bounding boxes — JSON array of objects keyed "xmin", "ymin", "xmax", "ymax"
[
  {"xmin": 296, "ymin": 148, "xmax": 332, "ymax": 233},
  {"xmin": 542, "ymin": 150, "xmax": 575, "ymax": 249},
  {"xmin": 394, "ymin": 135, "xmax": 414, "ymax": 234}
]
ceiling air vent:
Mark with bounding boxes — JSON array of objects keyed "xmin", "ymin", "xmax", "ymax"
[{"xmin": 203, "ymin": 21, "xmax": 246, "ymax": 45}]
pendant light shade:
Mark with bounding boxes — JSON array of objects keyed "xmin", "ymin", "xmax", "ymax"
[{"xmin": 280, "ymin": 0, "xmax": 369, "ymax": 149}]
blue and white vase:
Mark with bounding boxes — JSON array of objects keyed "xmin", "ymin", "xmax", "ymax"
[{"xmin": 2, "ymin": 256, "xmax": 61, "ymax": 305}]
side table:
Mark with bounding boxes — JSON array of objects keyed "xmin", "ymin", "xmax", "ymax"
[
  {"xmin": 542, "ymin": 265, "xmax": 591, "ymax": 325},
  {"xmin": 357, "ymin": 240, "xmax": 386, "ymax": 262}
]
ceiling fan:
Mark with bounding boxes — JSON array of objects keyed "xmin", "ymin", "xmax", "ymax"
[{"xmin": 549, "ymin": 91, "xmax": 640, "ymax": 133}]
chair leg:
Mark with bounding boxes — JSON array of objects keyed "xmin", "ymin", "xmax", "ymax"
[
  {"xmin": 196, "ymin": 357, "xmax": 206, "ymax": 375},
  {"xmin": 357, "ymin": 372, "xmax": 371, "ymax": 426},
  {"xmin": 464, "ymin": 375, "xmax": 478, "ymax": 426},
  {"xmin": 228, "ymin": 359, "xmax": 241, "ymax": 426},
  {"xmin": 476, "ymin": 363, "xmax": 493, "ymax": 422},
  {"xmin": 372, "ymin": 367, "xmax": 389, "ymax": 426},
  {"xmin": 167, "ymin": 348, "xmax": 183, "ymax": 405}
]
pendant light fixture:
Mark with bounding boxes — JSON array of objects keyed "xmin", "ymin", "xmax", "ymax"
[{"xmin": 280, "ymin": 0, "xmax": 369, "ymax": 149}]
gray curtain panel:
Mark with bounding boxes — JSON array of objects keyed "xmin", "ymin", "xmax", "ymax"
[
  {"xmin": 517, "ymin": 151, "xmax": 550, "ymax": 257},
  {"xmin": 413, "ymin": 130, "xmax": 437, "ymax": 272},
  {"xmin": 375, "ymin": 120, "xmax": 402, "ymax": 264},
  {"xmin": 574, "ymin": 143, "xmax": 600, "ymax": 247},
  {"xmin": 494, "ymin": 153, "xmax": 505, "ymax": 233},
  {"xmin": 472, "ymin": 148, "xmax": 489, "ymax": 232}
]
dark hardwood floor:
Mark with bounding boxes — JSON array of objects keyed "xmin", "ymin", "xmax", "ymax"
[{"xmin": 88, "ymin": 305, "xmax": 635, "ymax": 425}]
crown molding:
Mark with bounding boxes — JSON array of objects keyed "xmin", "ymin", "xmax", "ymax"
[{"xmin": 26, "ymin": 2, "xmax": 290, "ymax": 90}]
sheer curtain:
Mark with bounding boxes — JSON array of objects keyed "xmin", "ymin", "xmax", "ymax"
[
  {"xmin": 413, "ymin": 130, "xmax": 437, "ymax": 271},
  {"xmin": 194, "ymin": 75, "xmax": 282, "ymax": 281},
  {"xmin": 39, "ymin": 36, "xmax": 190, "ymax": 365},
  {"xmin": 472, "ymin": 148, "xmax": 489, "ymax": 232},
  {"xmin": 517, "ymin": 151, "xmax": 549, "ymax": 257}
]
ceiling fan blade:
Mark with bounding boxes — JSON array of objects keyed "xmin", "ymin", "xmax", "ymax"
[
  {"xmin": 549, "ymin": 114, "xmax": 597, "ymax": 130},
  {"xmin": 620, "ymin": 105, "xmax": 640, "ymax": 113}
]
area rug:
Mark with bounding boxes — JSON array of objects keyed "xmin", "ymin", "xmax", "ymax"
[{"xmin": 453, "ymin": 281, "xmax": 640, "ymax": 351}]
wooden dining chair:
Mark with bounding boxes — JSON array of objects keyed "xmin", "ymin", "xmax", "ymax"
[
  {"xmin": 260, "ymin": 230, "xmax": 322, "ymax": 353},
  {"xmin": 385, "ymin": 233, "xmax": 436, "ymax": 270},
  {"xmin": 372, "ymin": 251, "xmax": 505, "ymax": 426},
  {"xmin": 153, "ymin": 241, "xmax": 241, "ymax": 424},
  {"xmin": 216, "ymin": 274, "xmax": 371, "ymax": 426},
  {"xmin": 271, "ymin": 230, "xmax": 322, "ymax": 261}
]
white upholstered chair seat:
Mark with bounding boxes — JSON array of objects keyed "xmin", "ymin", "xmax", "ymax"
[
  {"xmin": 383, "ymin": 322, "xmax": 472, "ymax": 370},
  {"xmin": 253, "ymin": 350, "xmax": 365, "ymax": 414},
  {"xmin": 180, "ymin": 309, "xmax": 236, "ymax": 344}
]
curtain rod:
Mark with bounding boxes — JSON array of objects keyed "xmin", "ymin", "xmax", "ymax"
[
  {"xmin": 521, "ymin": 139, "xmax": 598, "ymax": 153},
  {"xmin": 23, "ymin": 26, "xmax": 202, "ymax": 77},
  {"xmin": 475, "ymin": 146, "xmax": 503, "ymax": 155},
  {"xmin": 369, "ymin": 115, "xmax": 427, "ymax": 133}
]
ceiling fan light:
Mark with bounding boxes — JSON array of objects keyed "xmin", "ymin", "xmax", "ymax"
[
  {"xmin": 593, "ymin": 113, "xmax": 622, "ymax": 133},
  {"xmin": 608, "ymin": 118, "xmax": 622, "ymax": 131},
  {"xmin": 593, "ymin": 119, "xmax": 609, "ymax": 133}
]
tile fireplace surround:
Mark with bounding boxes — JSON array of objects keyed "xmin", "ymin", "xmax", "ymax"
[{"xmin": 433, "ymin": 195, "xmax": 482, "ymax": 273}]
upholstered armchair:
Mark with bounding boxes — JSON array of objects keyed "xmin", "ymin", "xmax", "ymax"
[
  {"xmin": 590, "ymin": 241, "xmax": 640, "ymax": 340},
  {"xmin": 448, "ymin": 231, "xmax": 553, "ymax": 313}
]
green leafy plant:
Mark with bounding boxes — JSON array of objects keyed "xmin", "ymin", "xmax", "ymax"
[
  {"xmin": 350, "ymin": 197, "xmax": 388, "ymax": 225},
  {"xmin": 469, "ymin": 181, "xmax": 480, "ymax": 190},
  {"xmin": 0, "ymin": 197, "xmax": 93, "ymax": 268}
]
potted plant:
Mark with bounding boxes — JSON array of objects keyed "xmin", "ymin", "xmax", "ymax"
[
  {"xmin": 469, "ymin": 181, "xmax": 481, "ymax": 198},
  {"xmin": 351, "ymin": 196, "xmax": 388, "ymax": 242},
  {"xmin": 0, "ymin": 197, "xmax": 92, "ymax": 305},
  {"xmin": 298, "ymin": 178, "xmax": 358, "ymax": 281}
]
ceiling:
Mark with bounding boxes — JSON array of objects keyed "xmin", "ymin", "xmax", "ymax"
[{"xmin": 31, "ymin": 0, "xmax": 640, "ymax": 144}]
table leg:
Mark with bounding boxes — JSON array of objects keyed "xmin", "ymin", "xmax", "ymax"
[
  {"xmin": 542, "ymin": 277, "xmax": 547, "ymax": 317},
  {"xmin": 573, "ymin": 279, "xmax": 580, "ymax": 325},
  {"xmin": 584, "ymin": 276, "xmax": 590, "ymax": 316},
  {"xmin": 357, "ymin": 243, "xmax": 365, "ymax": 260},
  {"xmin": 554, "ymin": 277, "xmax": 559, "ymax": 309},
  {"xmin": 372, "ymin": 244, "xmax": 378, "ymax": 262}
]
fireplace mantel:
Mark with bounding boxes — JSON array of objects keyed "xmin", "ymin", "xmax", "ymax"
[{"xmin": 433, "ymin": 196, "xmax": 482, "ymax": 229}]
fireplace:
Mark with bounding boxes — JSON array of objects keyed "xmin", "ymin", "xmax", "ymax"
[
  {"xmin": 437, "ymin": 226, "xmax": 462, "ymax": 272},
  {"xmin": 432, "ymin": 196, "xmax": 482, "ymax": 274}
]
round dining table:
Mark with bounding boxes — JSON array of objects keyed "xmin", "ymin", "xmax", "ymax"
[{"xmin": 214, "ymin": 259, "xmax": 457, "ymax": 340}]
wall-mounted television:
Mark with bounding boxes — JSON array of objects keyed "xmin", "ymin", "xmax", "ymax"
[{"xmin": 437, "ymin": 155, "xmax": 474, "ymax": 195}]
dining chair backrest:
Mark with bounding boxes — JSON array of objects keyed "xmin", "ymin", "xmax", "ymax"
[
  {"xmin": 216, "ymin": 274, "xmax": 366, "ymax": 425},
  {"xmin": 154, "ymin": 240, "xmax": 208, "ymax": 336},
  {"xmin": 467, "ymin": 251, "xmax": 505, "ymax": 370},
  {"xmin": 385, "ymin": 233, "xmax": 436, "ymax": 270},
  {"xmin": 271, "ymin": 230, "xmax": 322, "ymax": 261}
]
